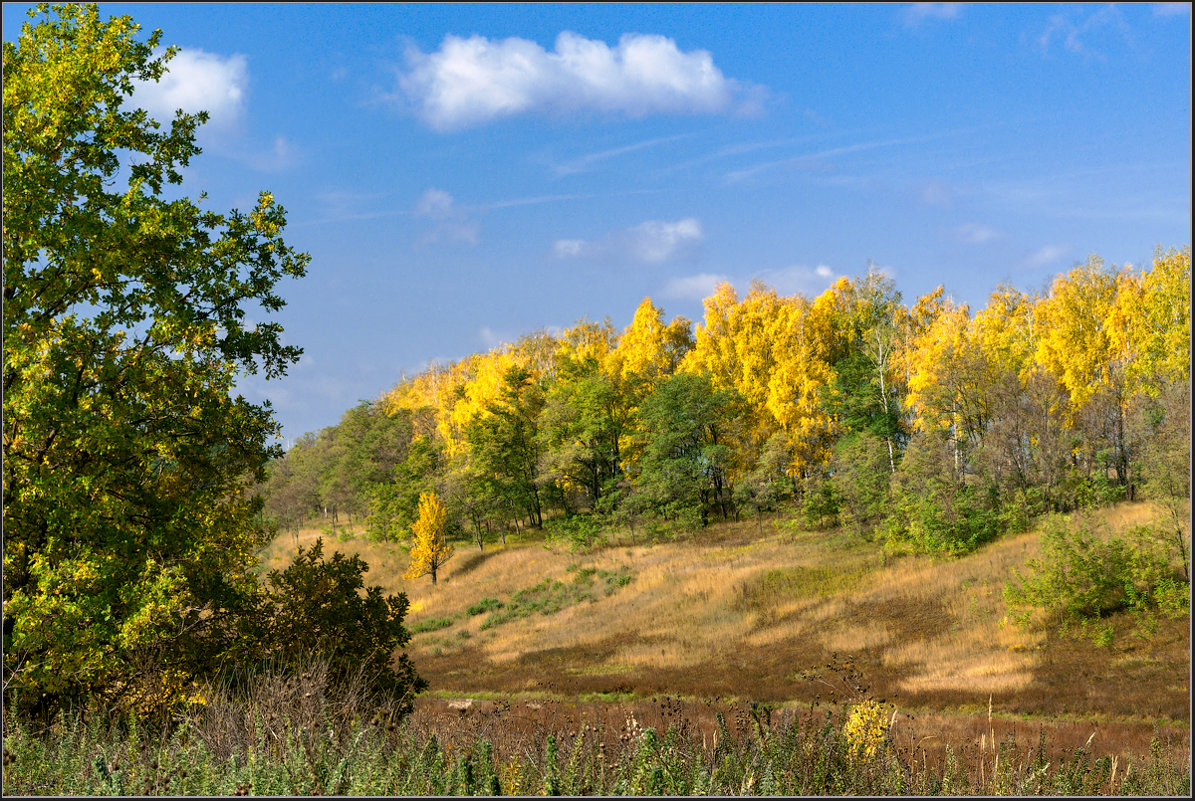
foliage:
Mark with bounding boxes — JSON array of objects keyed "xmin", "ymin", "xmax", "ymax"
[
  {"xmin": 828, "ymin": 432, "xmax": 891, "ymax": 538},
  {"xmin": 632, "ymin": 372, "xmax": 741, "ymax": 527},
  {"xmin": 1004, "ymin": 514, "xmax": 1189, "ymax": 639},
  {"xmin": 4, "ymin": 697, "xmax": 1189, "ymax": 796},
  {"xmin": 885, "ymin": 429, "xmax": 1009, "ymax": 555},
  {"xmin": 257, "ymin": 243, "xmax": 1188, "ymax": 570},
  {"xmin": 239, "ymin": 540, "xmax": 426, "ymax": 714},
  {"xmin": 3, "ymin": 2, "xmax": 309, "ymax": 718},
  {"xmin": 842, "ymin": 699, "xmax": 891, "ymax": 761},
  {"xmin": 403, "ymin": 492, "xmax": 454, "ymax": 585}
]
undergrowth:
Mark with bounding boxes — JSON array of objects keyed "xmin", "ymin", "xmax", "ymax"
[{"xmin": 5, "ymin": 691, "xmax": 1188, "ymax": 797}]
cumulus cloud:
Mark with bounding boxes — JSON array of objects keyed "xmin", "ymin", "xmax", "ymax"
[
  {"xmin": 553, "ymin": 217, "xmax": 703, "ymax": 264},
  {"xmin": 664, "ymin": 273, "xmax": 730, "ymax": 301},
  {"xmin": 132, "ymin": 48, "xmax": 248, "ymax": 130},
  {"xmin": 952, "ymin": 223, "xmax": 1001, "ymax": 244},
  {"xmin": 397, "ymin": 32, "xmax": 758, "ymax": 130},
  {"xmin": 627, "ymin": 218, "xmax": 704, "ymax": 262}
]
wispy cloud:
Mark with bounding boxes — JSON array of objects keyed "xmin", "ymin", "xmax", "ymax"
[
  {"xmin": 952, "ymin": 223, "xmax": 1001, "ymax": 244},
  {"xmin": 551, "ymin": 134, "xmax": 693, "ymax": 176},
  {"xmin": 132, "ymin": 47, "xmax": 248, "ymax": 132},
  {"xmin": 554, "ymin": 218, "xmax": 704, "ymax": 264},
  {"xmin": 902, "ymin": 3, "xmax": 961, "ymax": 28},
  {"xmin": 653, "ymin": 135, "xmax": 827, "ymax": 178},
  {"xmin": 396, "ymin": 32, "xmax": 764, "ymax": 130},
  {"xmin": 414, "ymin": 188, "xmax": 479, "ymax": 245},
  {"xmin": 920, "ymin": 180, "xmax": 956, "ymax": 207},
  {"xmin": 244, "ymin": 135, "xmax": 300, "ymax": 172},
  {"xmin": 724, "ymin": 132, "xmax": 946, "ymax": 183},
  {"xmin": 1036, "ymin": 5, "xmax": 1132, "ymax": 59},
  {"xmin": 1026, "ymin": 244, "xmax": 1069, "ymax": 268},
  {"xmin": 1152, "ymin": 3, "xmax": 1191, "ymax": 17},
  {"xmin": 664, "ymin": 272, "xmax": 730, "ymax": 301}
]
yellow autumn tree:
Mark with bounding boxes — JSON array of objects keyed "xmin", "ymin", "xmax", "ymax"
[
  {"xmin": 605, "ymin": 297, "xmax": 693, "ymax": 384},
  {"xmin": 403, "ymin": 491, "xmax": 454, "ymax": 585},
  {"xmin": 1033, "ymin": 255, "xmax": 1124, "ymax": 414},
  {"xmin": 1107, "ymin": 245, "xmax": 1191, "ymax": 396}
]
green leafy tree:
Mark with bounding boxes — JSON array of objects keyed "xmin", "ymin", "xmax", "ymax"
[
  {"xmin": 465, "ymin": 366, "xmax": 546, "ymax": 529},
  {"xmin": 3, "ymin": 3, "xmax": 308, "ymax": 716},
  {"xmin": 367, "ymin": 434, "xmax": 441, "ymax": 542},
  {"xmin": 632, "ymin": 372, "xmax": 740, "ymax": 527},
  {"xmin": 536, "ymin": 356, "xmax": 627, "ymax": 512},
  {"xmin": 829, "ymin": 432, "xmax": 891, "ymax": 538}
]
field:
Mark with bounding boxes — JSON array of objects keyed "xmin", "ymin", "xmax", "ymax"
[
  {"xmin": 6, "ymin": 501, "xmax": 1189, "ymax": 796},
  {"xmin": 258, "ymin": 501, "xmax": 1191, "ymax": 777}
]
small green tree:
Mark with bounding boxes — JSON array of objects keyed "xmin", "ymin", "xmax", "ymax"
[
  {"xmin": 829, "ymin": 432, "xmax": 891, "ymax": 538},
  {"xmin": 1004, "ymin": 514, "xmax": 1189, "ymax": 639}
]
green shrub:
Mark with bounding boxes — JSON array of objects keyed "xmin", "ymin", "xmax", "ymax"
[
  {"xmin": 1004, "ymin": 516, "xmax": 1189, "ymax": 640},
  {"xmin": 230, "ymin": 539, "xmax": 426, "ymax": 715},
  {"xmin": 467, "ymin": 597, "xmax": 504, "ymax": 616}
]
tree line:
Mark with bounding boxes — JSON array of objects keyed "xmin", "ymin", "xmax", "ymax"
[{"xmin": 263, "ymin": 247, "xmax": 1190, "ymax": 558}]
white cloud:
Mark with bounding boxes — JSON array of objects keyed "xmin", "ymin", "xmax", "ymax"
[
  {"xmin": 1026, "ymin": 244, "xmax": 1069, "ymax": 267},
  {"xmin": 397, "ymin": 32, "xmax": 757, "ymax": 130},
  {"xmin": 627, "ymin": 218, "xmax": 703, "ymax": 263},
  {"xmin": 1037, "ymin": 5, "xmax": 1131, "ymax": 59},
  {"xmin": 415, "ymin": 187, "xmax": 457, "ymax": 218},
  {"xmin": 952, "ymin": 223, "xmax": 1001, "ymax": 244},
  {"xmin": 1153, "ymin": 3, "xmax": 1191, "ymax": 16},
  {"xmin": 903, "ymin": 3, "xmax": 961, "ymax": 27},
  {"xmin": 553, "ymin": 217, "xmax": 703, "ymax": 264},
  {"xmin": 751, "ymin": 263, "xmax": 842, "ymax": 296},
  {"xmin": 132, "ymin": 48, "xmax": 248, "ymax": 130},
  {"xmin": 664, "ymin": 273, "xmax": 730, "ymax": 301},
  {"xmin": 414, "ymin": 188, "xmax": 479, "ymax": 245}
]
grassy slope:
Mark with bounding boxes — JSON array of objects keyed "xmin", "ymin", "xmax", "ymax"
[{"xmin": 259, "ymin": 502, "xmax": 1190, "ymax": 734}]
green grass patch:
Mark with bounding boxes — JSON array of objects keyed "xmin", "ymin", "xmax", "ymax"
[
  {"xmin": 409, "ymin": 616, "xmax": 455, "ymax": 634},
  {"xmin": 467, "ymin": 597, "xmax": 504, "ymax": 616},
  {"xmin": 478, "ymin": 566, "xmax": 635, "ymax": 630}
]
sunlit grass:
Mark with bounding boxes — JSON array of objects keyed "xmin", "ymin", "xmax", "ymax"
[{"xmin": 257, "ymin": 500, "xmax": 1188, "ymax": 727}]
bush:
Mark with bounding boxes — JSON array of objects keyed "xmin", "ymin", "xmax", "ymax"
[
  {"xmin": 230, "ymin": 539, "xmax": 426, "ymax": 715},
  {"xmin": 1004, "ymin": 516, "xmax": 1189, "ymax": 639}
]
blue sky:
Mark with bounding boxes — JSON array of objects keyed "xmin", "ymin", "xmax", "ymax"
[{"xmin": 5, "ymin": 2, "xmax": 1191, "ymax": 445}]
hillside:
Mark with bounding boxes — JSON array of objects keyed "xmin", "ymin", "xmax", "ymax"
[{"xmin": 260, "ymin": 500, "xmax": 1190, "ymax": 727}]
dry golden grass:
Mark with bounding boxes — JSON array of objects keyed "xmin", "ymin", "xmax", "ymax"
[{"xmin": 258, "ymin": 500, "xmax": 1189, "ymax": 729}]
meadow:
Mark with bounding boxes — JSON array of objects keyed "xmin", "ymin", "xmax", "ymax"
[
  {"xmin": 255, "ymin": 500, "xmax": 1189, "ymax": 791},
  {"xmin": 6, "ymin": 500, "xmax": 1188, "ymax": 796}
]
